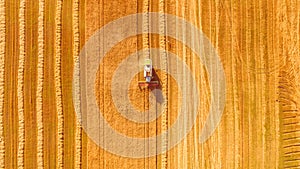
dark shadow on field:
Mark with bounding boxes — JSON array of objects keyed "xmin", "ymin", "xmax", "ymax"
[{"xmin": 150, "ymin": 68, "xmax": 164, "ymax": 104}]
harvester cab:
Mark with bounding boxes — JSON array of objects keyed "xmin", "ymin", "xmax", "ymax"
[{"xmin": 138, "ymin": 59, "xmax": 159, "ymax": 88}]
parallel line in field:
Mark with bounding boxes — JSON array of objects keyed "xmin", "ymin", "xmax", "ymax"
[
  {"xmin": 142, "ymin": 0, "xmax": 149, "ymax": 168},
  {"xmin": 159, "ymin": 0, "xmax": 168, "ymax": 168},
  {"xmin": 283, "ymin": 159, "xmax": 300, "ymax": 166},
  {"xmin": 142, "ymin": 0, "xmax": 149, "ymax": 55},
  {"xmin": 279, "ymin": 58, "xmax": 300, "ymax": 167},
  {"xmin": 282, "ymin": 116, "xmax": 298, "ymax": 120},
  {"xmin": 281, "ymin": 125, "xmax": 300, "ymax": 134},
  {"xmin": 193, "ymin": 2, "xmax": 201, "ymax": 168},
  {"xmin": 37, "ymin": 0, "xmax": 45, "ymax": 168},
  {"xmin": 282, "ymin": 122, "xmax": 298, "ymax": 126},
  {"xmin": 244, "ymin": 0, "xmax": 251, "ymax": 167},
  {"xmin": 199, "ymin": 1, "xmax": 205, "ymax": 168},
  {"xmin": 282, "ymin": 130, "xmax": 300, "ymax": 136},
  {"xmin": 253, "ymin": 1, "xmax": 260, "ymax": 168},
  {"xmin": 214, "ymin": 0, "xmax": 222, "ymax": 167},
  {"xmin": 55, "ymin": 0, "xmax": 64, "ymax": 167},
  {"xmin": 283, "ymin": 114, "xmax": 300, "ymax": 123},
  {"xmin": 277, "ymin": 9, "xmax": 285, "ymax": 165},
  {"xmin": 284, "ymin": 151, "xmax": 300, "ymax": 156},
  {"xmin": 284, "ymin": 152, "xmax": 300, "ymax": 157},
  {"xmin": 259, "ymin": 0, "xmax": 268, "ymax": 167},
  {"xmin": 73, "ymin": 0, "xmax": 82, "ymax": 168},
  {"xmin": 17, "ymin": 0, "xmax": 25, "ymax": 168},
  {"xmin": 283, "ymin": 143, "xmax": 300, "ymax": 149},
  {"xmin": 230, "ymin": 0, "xmax": 243, "ymax": 167},
  {"xmin": 284, "ymin": 158, "xmax": 300, "ymax": 162},
  {"xmin": 238, "ymin": 1, "xmax": 246, "ymax": 167},
  {"xmin": 222, "ymin": 0, "xmax": 238, "ymax": 167},
  {"xmin": 265, "ymin": 0, "xmax": 275, "ymax": 167},
  {"xmin": 78, "ymin": 0, "xmax": 86, "ymax": 168},
  {"xmin": 0, "ymin": 0, "xmax": 5, "ymax": 167},
  {"xmin": 61, "ymin": 0, "xmax": 75, "ymax": 167}
]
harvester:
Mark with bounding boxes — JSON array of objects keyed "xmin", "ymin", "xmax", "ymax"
[{"xmin": 138, "ymin": 59, "xmax": 159, "ymax": 88}]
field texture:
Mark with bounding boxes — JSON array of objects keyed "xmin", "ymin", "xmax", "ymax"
[{"xmin": 1, "ymin": 0, "xmax": 300, "ymax": 168}]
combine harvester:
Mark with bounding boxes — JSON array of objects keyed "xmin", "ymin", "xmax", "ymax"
[{"xmin": 138, "ymin": 59, "xmax": 159, "ymax": 88}]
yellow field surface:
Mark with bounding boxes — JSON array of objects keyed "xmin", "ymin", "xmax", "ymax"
[{"xmin": 0, "ymin": 0, "xmax": 300, "ymax": 168}]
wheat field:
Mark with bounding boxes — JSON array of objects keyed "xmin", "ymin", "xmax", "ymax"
[{"xmin": 0, "ymin": 0, "xmax": 300, "ymax": 168}]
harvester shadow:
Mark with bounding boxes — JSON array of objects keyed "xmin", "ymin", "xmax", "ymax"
[{"xmin": 149, "ymin": 69, "xmax": 164, "ymax": 104}]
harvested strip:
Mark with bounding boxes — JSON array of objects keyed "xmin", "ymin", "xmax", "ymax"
[
  {"xmin": 37, "ymin": 0, "xmax": 45, "ymax": 168},
  {"xmin": 85, "ymin": 0, "xmax": 102, "ymax": 168},
  {"xmin": 0, "ymin": 0, "xmax": 5, "ymax": 167},
  {"xmin": 55, "ymin": 0, "xmax": 64, "ymax": 168},
  {"xmin": 43, "ymin": 0, "xmax": 57, "ymax": 168},
  {"xmin": 61, "ymin": 0, "xmax": 76, "ymax": 168},
  {"xmin": 24, "ymin": 0, "xmax": 38, "ymax": 167},
  {"xmin": 17, "ymin": 0, "xmax": 25, "ymax": 168},
  {"xmin": 4, "ymin": 0, "xmax": 19, "ymax": 167}
]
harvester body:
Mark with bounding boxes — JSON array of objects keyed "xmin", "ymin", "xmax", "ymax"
[{"xmin": 138, "ymin": 59, "xmax": 159, "ymax": 87}]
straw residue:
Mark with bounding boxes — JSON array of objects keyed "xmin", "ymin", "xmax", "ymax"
[
  {"xmin": 55, "ymin": 0, "xmax": 64, "ymax": 168},
  {"xmin": 37, "ymin": 0, "xmax": 45, "ymax": 168},
  {"xmin": 17, "ymin": 0, "xmax": 26, "ymax": 168},
  {"xmin": 73, "ymin": 0, "xmax": 82, "ymax": 168}
]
